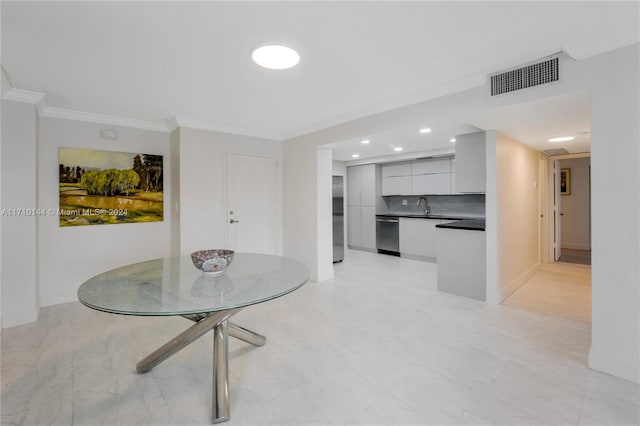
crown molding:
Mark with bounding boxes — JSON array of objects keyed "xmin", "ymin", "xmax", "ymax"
[
  {"xmin": 40, "ymin": 107, "xmax": 170, "ymax": 133},
  {"xmin": 3, "ymin": 88, "xmax": 46, "ymax": 106},
  {"xmin": 175, "ymin": 116, "xmax": 281, "ymax": 141}
]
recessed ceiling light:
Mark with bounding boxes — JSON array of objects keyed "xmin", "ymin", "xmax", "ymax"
[
  {"xmin": 352, "ymin": 154, "xmax": 360, "ymax": 158},
  {"xmin": 419, "ymin": 128, "xmax": 431, "ymax": 134},
  {"xmin": 450, "ymin": 138, "xmax": 456, "ymax": 143},
  {"xmin": 361, "ymin": 139, "xmax": 370, "ymax": 145},
  {"xmin": 548, "ymin": 136, "xmax": 575, "ymax": 143},
  {"xmin": 393, "ymin": 147, "xmax": 403, "ymax": 152},
  {"xmin": 251, "ymin": 44, "xmax": 300, "ymax": 70}
]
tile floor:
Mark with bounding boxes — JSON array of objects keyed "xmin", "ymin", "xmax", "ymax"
[{"xmin": 1, "ymin": 249, "xmax": 638, "ymax": 425}]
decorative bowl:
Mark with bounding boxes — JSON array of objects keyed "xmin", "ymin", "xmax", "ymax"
[{"xmin": 190, "ymin": 249, "xmax": 235, "ymax": 276}]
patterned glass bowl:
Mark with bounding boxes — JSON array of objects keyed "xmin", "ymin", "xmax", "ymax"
[{"xmin": 190, "ymin": 249, "xmax": 235, "ymax": 276}]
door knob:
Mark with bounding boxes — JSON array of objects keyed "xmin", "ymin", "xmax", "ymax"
[{"xmin": 229, "ymin": 219, "xmax": 239, "ymax": 224}]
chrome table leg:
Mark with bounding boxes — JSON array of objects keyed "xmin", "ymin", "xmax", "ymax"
[
  {"xmin": 212, "ymin": 320, "xmax": 230, "ymax": 423},
  {"xmin": 136, "ymin": 309, "xmax": 264, "ymax": 424},
  {"xmin": 228, "ymin": 322, "xmax": 266, "ymax": 346}
]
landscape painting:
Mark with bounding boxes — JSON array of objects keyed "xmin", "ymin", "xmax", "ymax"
[{"xmin": 59, "ymin": 147, "xmax": 163, "ymax": 226}]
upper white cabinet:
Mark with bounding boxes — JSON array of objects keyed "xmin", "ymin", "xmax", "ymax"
[
  {"xmin": 381, "ymin": 161, "xmax": 412, "ymax": 177},
  {"xmin": 412, "ymin": 158, "xmax": 451, "ymax": 175},
  {"xmin": 412, "ymin": 173, "xmax": 451, "ymax": 195},
  {"xmin": 382, "ymin": 176, "xmax": 412, "ymax": 195},
  {"xmin": 455, "ymin": 131, "xmax": 486, "ymax": 193}
]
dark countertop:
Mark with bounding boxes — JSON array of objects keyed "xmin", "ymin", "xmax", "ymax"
[
  {"xmin": 435, "ymin": 219, "xmax": 486, "ymax": 231},
  {"xmin": 376, "ymin": 213, "xmax": 484, "ymax": 221}
]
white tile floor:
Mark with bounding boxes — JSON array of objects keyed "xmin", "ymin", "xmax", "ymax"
[{"xmin": 1, "ymin": 249, "xmax": 638, "ymax": 425}]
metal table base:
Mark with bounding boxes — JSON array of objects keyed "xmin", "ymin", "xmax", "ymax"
[{"xmin": 135, "ymin": 309, "xmax": 266, "ymax": 424}]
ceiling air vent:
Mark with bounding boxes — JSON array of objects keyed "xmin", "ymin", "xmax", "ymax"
[
  {"xmin": 542, "ymin": 148, "xmax": 569, "ymax": 156},
  {"xmin": 490, "ymin": 54, "xmax": 560, "ymax": 96}
]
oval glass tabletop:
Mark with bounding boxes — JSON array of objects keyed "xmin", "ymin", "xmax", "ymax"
[{"xmin": 78, "ymin": 253, "xmax": 309, "ymax": 316}]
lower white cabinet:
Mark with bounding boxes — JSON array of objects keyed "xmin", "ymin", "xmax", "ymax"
[
  {"xmin": 347, "ymin": 206, "xmax": 376, "ymax": 250},
  {"xmin": 399, "ymin": 218, "xmax": 439, "ymax": 260}
]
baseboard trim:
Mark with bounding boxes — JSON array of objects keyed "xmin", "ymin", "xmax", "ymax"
[
  {"xmin": 561, "ymin": 243, "xmax": 591, "ymax": 251},
  {"xmin": 589, "ymin": 350, "xmax": 640, "ymax": 383},
  {"xmin": 348, "ymin": 246, "xmax": 377, "ymax": 253},
  {"xmin": 401, "ymin": 253, "xmax": 436, "ymax": 263},
  {"xmin": 2, "ymin": 308, "xmax": 38, "ymax": 328},
  {"xmin": 500, "ymin": 262, "xmax": 541, "ymax": 303}
]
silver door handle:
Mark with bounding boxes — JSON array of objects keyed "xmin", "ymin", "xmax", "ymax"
[{"xmin": 229, "ymin": 219, "xmax": 239, "ymax": 224}]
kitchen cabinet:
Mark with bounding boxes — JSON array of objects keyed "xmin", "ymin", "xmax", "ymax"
[
  {"xmin": 346, "ymin": 164, "xmax": 379, "ymax": 251},
  {"xmin": 347, "ymin": 206, "xmax": 361, "ymax": 247},
  {"xmin": 399, "ymin": 218, "xmax": 439, "ymax": 261},
  {"xmin": 382, "ymin": 176, "xmax": 412, "ymax": 196},
  {"xmin": 381, "ymin": 161, "xmax": 411, "ymax": 177},
  {"xmin": 412, "ymin": 157, "xmax": 451, "ymax": 175},
  {"xmin": 411, "ymin": 173, "xmax": 451, "ymax": 195},
  {"xmin": 437, "ymin": 227, "xmax": 486, "ymax": 301},
  {"xmin": 347, "ymin": 206, "xmax": 376, "ymax": 250},
  {"xmin": 347, "ymin": 164, "xmax": 377, "ymax": 206},
  {"xmin": 455, "ymin": 131, "xmax": 486, "ymax": 193}
]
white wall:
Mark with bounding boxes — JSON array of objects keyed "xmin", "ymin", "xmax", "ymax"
[
  {"xmin": 178, "ymin": 127, "xmax": 282, "ymax": 255},
  {"xmin": 169, "ymin": 128, "xmax": 181, "ymax": 256},
  {"xmin": 282, "ymin": 44, "xmax": 640, "ymax": 382},
  {"xmin": 585, "ymin": 45, "xmax": 639, "ymax": 382},
  {"xmin": 485, "ymin": 131, "xmax": 540, "ymax": 305},
  {"xmin": 36, "ymin": 117, "xmax": 172, "ymax": 307},
  {"xmin": 1, "ymin": 100, "xmax": 39, "ymax": 326},
  {"xmin": 560, "ymin": 157, "xmax": 590, "ymax": 250}
]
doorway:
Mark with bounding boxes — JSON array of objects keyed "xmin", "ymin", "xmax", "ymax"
[
  {"xmin": 226, "ymin": 154, "xmax": 279, "ymax": 254},
  {"xmin": 547, "ymin": 154, "xmax": 591, "ymax": 265}
]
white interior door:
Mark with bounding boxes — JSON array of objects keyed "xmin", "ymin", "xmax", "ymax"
[
  {"xmin": 226, "ymin": 154, "xmax": 278, "ymax": 254},
  {"xmin": 552, "ymin": 159, "xmax": 562, "ymax": 261}
]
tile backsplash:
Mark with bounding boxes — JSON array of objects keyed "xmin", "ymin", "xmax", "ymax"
[{"xmin": 384, "ymin": 194, "xmax": 485, "ymax": 217}]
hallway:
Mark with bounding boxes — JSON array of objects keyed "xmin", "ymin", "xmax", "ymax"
[{"xmin": 504, "ymin": 262, "xmax": 591, "ymax": 323}]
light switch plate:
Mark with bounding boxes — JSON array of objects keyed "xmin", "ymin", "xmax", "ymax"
[{"xmin": 402, "ymin": 199, "xmax": 408, "ymax": 205}]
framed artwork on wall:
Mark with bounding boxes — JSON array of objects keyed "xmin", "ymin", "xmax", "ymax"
[
  {"xmin": 58, "ymin": 147, "xmax": 164, "ymax": 226},
  {"xmin": 560, "ymin": 168, "xmax": 571, "ymax": 196}
]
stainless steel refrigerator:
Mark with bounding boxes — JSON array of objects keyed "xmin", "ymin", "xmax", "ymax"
[{"xmin": 332, "ymin": 176, "xmax": 344, "ymax": 263}]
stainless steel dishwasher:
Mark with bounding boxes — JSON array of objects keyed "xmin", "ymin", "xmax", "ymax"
[{"xmin": 376, "ymin": 216, "xmax": 400, "ymax": 255}]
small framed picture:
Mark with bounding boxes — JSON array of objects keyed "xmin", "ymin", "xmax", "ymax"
[{"xmin": 560, "ymin": 168, "xmax": 571, "ymax": 196}]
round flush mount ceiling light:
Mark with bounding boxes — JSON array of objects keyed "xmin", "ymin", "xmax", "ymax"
[
  {"xmin": 352, "ymin": 154, "xmax": 360, "ymax": 158},
  {"xmin": 252, "ymin": 44, "xmax": 300, "ymax": 70},
  {"xmin": 450, "ymin": 138, "xmax": 456, "ymax": 143},
  {"xmin": 393, "ymin": 147, "xmax": 403, "ymax": 152},
  {"xmin": 361, "ymin": 139, "xmax": 370, "ymax": 145},
  {"xmin": 419, "ymin": 128, "xmax": 431, "ymax": 134},
  {"xmin": 548, "ymin": 136, "xmax": 575, "ymax": 143}
]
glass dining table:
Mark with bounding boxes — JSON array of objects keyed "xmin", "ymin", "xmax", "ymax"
[{"xmin": 78, "ymin": 253, "xmax": 309, "ymax": 424}]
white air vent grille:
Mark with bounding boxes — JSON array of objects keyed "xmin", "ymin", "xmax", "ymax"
[{"xmin": 490, "ymin": 56, "xmax": 559, "ymax": 96}]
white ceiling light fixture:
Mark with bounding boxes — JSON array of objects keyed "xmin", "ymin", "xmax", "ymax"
[
  {"xmin": 450, "ymin": 138, "xmax": 456, "ymax": 143},
  {"xmin": 393, "ymin": 147, "xmax": 403, "ymax": 152},
  {"xmin": 419, "ymin": 128, "xmax": 431, "ymax": 134},
  {"xmin": 361, "ymin": 139, "xmax": 370, "ymax": 145},
  {"xmin": 352, "ymin": 154, "xmax": 360, "ymax": 158},
  {"xmin": 548, "ymin": 136, "xmax": 575, "ymax": 142},
  {"xmin": 251, "ymin": 44, "xmax": 300, "ymax": 70}
]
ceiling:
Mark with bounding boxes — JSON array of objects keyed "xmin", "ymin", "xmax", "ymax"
[
  {"xmin": 2, "ymin": 2, "xmax": 638, "ymax": 142},
  {"xmin": 330, "ymin": 91, "xmax": 592, "ymax": 162}
]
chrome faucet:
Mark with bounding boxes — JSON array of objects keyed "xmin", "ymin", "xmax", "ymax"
[{"xmin": 417, "ymin": 196, "xmax": 430, "ymax": 215}]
